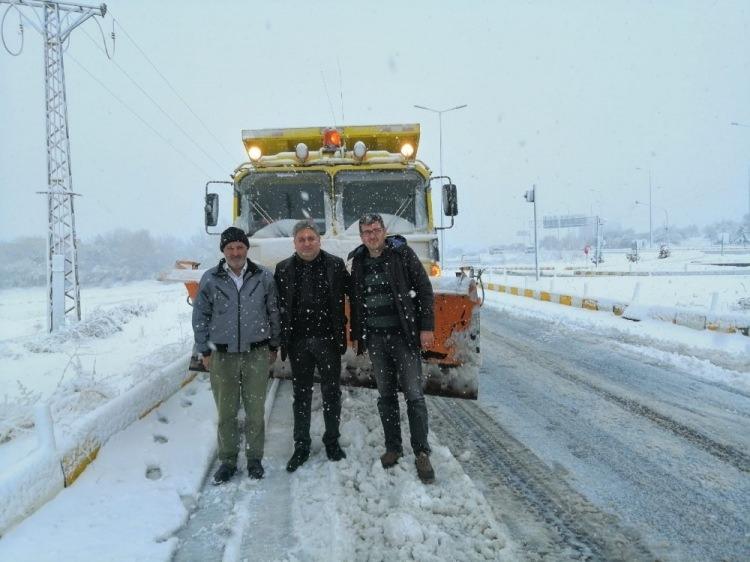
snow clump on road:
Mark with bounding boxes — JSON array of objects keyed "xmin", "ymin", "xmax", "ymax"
[{"xmin": 288, "ymin": 388, "xmax": 509, "ymax": 561}]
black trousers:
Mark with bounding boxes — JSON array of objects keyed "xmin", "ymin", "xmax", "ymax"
[{"xmin": 288, "ymin": 336, "xmax": 342, "ymax": 452}]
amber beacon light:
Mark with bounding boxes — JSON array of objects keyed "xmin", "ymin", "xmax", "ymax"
[{"xmin": 323, "ymin": 128, "xmax": 342, "ymax": 149}]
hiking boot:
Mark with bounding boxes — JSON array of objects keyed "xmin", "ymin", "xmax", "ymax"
[
  {"xmin": 325, "ymin": 442, "xmax": 347, "ymax": 462},
  {"xmin": 212, "ymin": 463, "xmax": 236, "ymax": 485},
  {"xmin": 415, "ymin": 452, "xmax": 435, "ymax": 484},
  {"xmin": 247, "ymin": 459, "xmax": 264, "ymax": 480},
  {"xmin": 380, "ymin": 450, "xmax": 403, "ymax": 469},
  {"xmin": 286, "ymin": 448, "xmax": 310, "ymax": 472}
]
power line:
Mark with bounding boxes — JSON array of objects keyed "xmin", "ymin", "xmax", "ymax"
[
  {"xmin": 321, "ymin": 70, "xmax": 338, "ymax": 128},
  {"xmin": 110, "ymin": 14, "xmax": 238, "ymax": 164},
  {"xmin": 67, "ymin": 52, "xmax": 215, "ymax": 178},
  {"xmin": 1, "ymin": 5, "xmax": 24, "ymax": 56},
  {"xmin": 337, "ymin": 57, "xmax": 345, "ymax": 123},
  {"xmin": 79, "ymin": 25, "xmax": 230, "ymax": 174}
]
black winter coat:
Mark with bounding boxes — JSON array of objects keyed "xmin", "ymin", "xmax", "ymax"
[
  {"xmin": 348, "ymin": 235, "xmax": 434, "ymax": 353},
  {"xmin": 274, "ymin": 250, "xmax": 351, "ymax": 360}
]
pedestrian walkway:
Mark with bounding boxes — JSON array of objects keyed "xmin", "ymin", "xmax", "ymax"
[{"xmin": 173, "ymin": 380, "xmax": 296, "ymax": 561}]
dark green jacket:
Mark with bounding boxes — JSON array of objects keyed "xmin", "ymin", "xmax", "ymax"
[{"xmin": 348, "ymin": 235, "xmax": 434, "ymax": 353}]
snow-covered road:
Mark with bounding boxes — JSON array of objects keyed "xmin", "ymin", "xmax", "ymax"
[{"xmin": 454, "ymin": 305, "xmax": 750, "ymax": 561}]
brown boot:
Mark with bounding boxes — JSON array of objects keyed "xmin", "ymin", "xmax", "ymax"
[
  {"xmin": 415, "ymin": 452, "xmax": 435, "ymax": 484},
  {"xmin": 380, "ymin": 450, "xmax": 403, "ymax": 469}
]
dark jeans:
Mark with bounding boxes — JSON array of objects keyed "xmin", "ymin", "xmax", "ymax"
[
  {"xmin": 288, "ymin": 336, "xmax": 342, "ymax": 452},
  {"xmin": 367, "ymin": 332, "xmax": 430, "ymax": 455}
]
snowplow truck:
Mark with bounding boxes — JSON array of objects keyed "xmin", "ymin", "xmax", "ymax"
[{"xmin": 182, "ymin": 123, "xmax": 480, "ymax": 399}]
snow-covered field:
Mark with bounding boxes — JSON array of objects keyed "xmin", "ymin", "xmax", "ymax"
[
  {"xmin": 0, "ymin": 259, "xmax": 748, "ymax": 560},
  {"xmin": 0, "ymin": 282, "xmax": 193, "ymax": 449},
  {"xmin": 453, "ymin": 247, "xmax": 750, "ymax": 314}
]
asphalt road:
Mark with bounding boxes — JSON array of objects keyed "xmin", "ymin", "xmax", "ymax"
[{"xmin": 429, "ymin": 306, "xmax": 750, "ymax": 562}]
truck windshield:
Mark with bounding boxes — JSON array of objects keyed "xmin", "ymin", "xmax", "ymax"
[
  {"xmin": 335, "ymin": 170, "xmax": 428, "ymax": 234},
  {"xmin": 237, "ymin": 172, "xmax": 328, "ymax": 237}
]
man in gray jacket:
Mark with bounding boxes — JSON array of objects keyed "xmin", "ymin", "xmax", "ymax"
[{"xmin": 192, "ymin": 226, "xmax": 280, "ymax": 483}]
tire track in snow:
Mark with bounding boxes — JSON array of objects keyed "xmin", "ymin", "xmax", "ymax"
[
  {"xmin": 429, "ymin": 395, "xmax": 653, "ymax": 561},
  {"xmin": 490, "ymin": 328, "xmax": 750, "ymax": 474}
]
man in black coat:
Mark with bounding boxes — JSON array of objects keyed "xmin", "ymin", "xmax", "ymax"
[
  {"xmin": 348, "ymin": 213, "xmax": 436, "ymax": 484},
  {"xmin": 274, "ymin": 221, "xmax": 350, "ymax": 472}
]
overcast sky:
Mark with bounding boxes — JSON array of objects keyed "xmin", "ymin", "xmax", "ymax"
[{"xmin": 2, "ymin": 0, "xmax": 749, "ymax": 250}]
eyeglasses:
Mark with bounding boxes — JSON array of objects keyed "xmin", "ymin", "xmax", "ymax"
[{"xmin": 360, "ymin": 227, "xmax": 384, "ymax": 237}]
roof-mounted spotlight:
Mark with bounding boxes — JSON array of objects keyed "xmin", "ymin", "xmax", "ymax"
[
  {"xmin": 352, "ymin": 140, "xmax": 367, "ymax": 159},
  {"xmin": 400, "ymin": 142, "xmax": 415, "ymax": 158},
  {"xmin": 295, "ymin": 142, "xmax": 309, "ymax": 162},
  {"xmin": 247, "ymin": 145, "xmax": 262, "ymax": 161}
]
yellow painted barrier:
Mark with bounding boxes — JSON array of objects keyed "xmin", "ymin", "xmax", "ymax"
[
  {"xmin": 62, "ymin": 440, "xmax": 101, "ymax": 487},
  {"xmin": 484, "ymin": 282, "xmax": 747, "ymax": 336},
  {"xmin": 707, "ymin": 323, "xmax": 737, "ymax": 334},
  {"xmin": 582, "ymin": 299, "xmax": 598, "ymax": 310}
]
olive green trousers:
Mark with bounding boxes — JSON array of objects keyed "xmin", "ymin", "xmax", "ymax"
[{"xmin": 209, "ymin": 348, "xmax": 269, "ymax": 466}]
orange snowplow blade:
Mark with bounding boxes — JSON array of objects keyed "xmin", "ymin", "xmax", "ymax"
[
  {"xmin": 185, "ymin": 280, "xmax": 199, "ymax": 303},
  {"xmin": 335, "ymin": 291, "xmax": 480, "ymax": 399}
]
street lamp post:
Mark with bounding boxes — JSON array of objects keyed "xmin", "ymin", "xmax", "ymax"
[
  {"xmin": 635, "ymin": 201, "xmax": 668, "ymax": 245},
  {"xmin": 730, "ymin": 122, "xmax": 750, "ymax": 223},
  {"xmin": 414, "ymin": 103, "xmax": 468, "ymax": 262},
  {"xmin": 524, "ymin": 186, "xmax": 539, "ymax": 280},
  {"xmin": 635, "ymin": 167, "xmax": 653, "ymax": 248}
]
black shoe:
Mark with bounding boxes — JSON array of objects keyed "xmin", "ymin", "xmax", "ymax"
[
  {"xmin": 247, "ymin": 459, "xmax": 264, "ymax": 480},
  {"xmin": 325, "ymin": 442, "xmax": 347, "ymax": 462},
  {"xmin": 286, "ymin": 448, "xmax": 310, "ymax": 472},
  {"xmin": 212, "ymin": 463, "xmax": 236, "ymax": 485}
]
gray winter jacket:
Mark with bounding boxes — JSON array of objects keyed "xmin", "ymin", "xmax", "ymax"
[{"xmin": 192, "ymin": 258, "xmax": 281, "ymax": 355}]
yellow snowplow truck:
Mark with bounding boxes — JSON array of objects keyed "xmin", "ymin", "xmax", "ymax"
[{"xmin": 181, "ymin": 123, "xmax": 480, "ymax": 399}]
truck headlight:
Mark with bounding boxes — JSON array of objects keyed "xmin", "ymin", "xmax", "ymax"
[{"xmin": 247, "ymin": 146, "xmax": 262, "ymax": 161}]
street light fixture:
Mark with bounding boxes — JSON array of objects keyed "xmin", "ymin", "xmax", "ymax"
[{"xmin": 414, "ymin": 103, "xmax": 468, "ymax": 261}]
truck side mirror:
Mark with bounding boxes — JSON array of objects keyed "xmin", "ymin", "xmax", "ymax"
[
  {"xmin": 205, "ymin": 193, "xmax": 219, "ymax": 227},
  {"xmin": 442, "ymin": 183, "xmax": 458, "ymax": 216}
]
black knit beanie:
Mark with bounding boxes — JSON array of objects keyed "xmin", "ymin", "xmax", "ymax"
[{"xmin": 220, "ymin": 226, "xmax": 249, "ymax": 251}]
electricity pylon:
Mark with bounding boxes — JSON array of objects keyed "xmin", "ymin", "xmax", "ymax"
[{"xmin": 1, "ymin": 0, "xmax": 107, "ymax": 330}]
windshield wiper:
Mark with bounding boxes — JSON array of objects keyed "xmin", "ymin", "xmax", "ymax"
[
  {"xmin": 250, "ymin": 199, "xmax": 274, "ymax": 225},
  {"xmin": 385, "ymin": 195, "xmax": 414, "ymax": 229}
]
